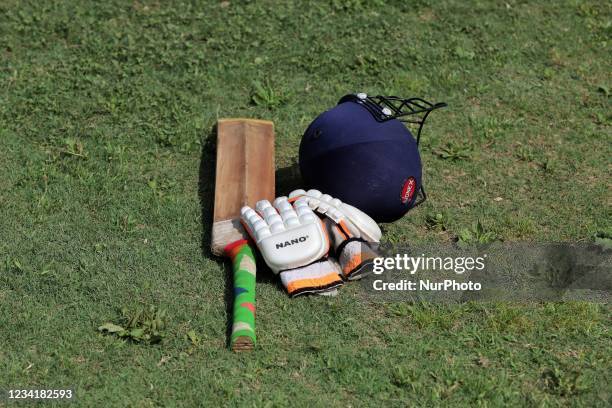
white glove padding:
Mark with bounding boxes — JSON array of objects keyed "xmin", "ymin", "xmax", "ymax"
[
  {"xmin": 279, "ymin": 257, "xmax": 343, "ymax": 297},
  {"xmin": 241, "ymin": 197, "xmax": 343, "ymax": 296},
  {"xmin": 289, "ymin": 189, "xmax": 382, "ymax": 280},
  {"xmin": 288, "ymin": 189, "xmax": 381, "ymax": 243},
  {"xmin": 241, "ymin": 197, "xmax": 329, "ymax": 274}
]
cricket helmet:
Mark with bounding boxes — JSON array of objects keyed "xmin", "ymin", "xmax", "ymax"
[{"xmin": 299, "ymin": 93, "xmax": 445, "ymax": 222}]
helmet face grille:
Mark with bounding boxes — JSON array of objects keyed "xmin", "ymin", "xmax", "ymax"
[{"xmin": 338, "ymin": 94, "xmax": 446, "ymax": 145}]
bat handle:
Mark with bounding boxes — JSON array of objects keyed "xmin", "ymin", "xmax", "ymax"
[{"xmin": 225, "ymin": 239, "xmax": 256, "ymax": 351}]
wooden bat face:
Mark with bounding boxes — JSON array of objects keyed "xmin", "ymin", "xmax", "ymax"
[{"xmin": 211, "ymin": 119, "xmax": 275, "ymax": 255}]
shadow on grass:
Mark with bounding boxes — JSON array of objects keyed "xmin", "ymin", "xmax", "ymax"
[
  {"xmin": 276, "ymin": 161, "xmax": 303, "ymax": 196},
  {"xmin": 199, "ymin": 124, "xmax": 295, "ymax": 347},
  {"xmin": 198, "ymin": 125, "xmax": 217, "ymax": 260}
]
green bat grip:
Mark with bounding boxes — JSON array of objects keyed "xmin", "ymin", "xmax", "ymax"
[{"xmin": 225, "ymin": 239, "xmax": 256, "ymax": 351}]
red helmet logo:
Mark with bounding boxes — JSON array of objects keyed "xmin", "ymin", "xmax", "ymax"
[{"xmin": 400, "ymin": 177, "xmax": 417, "ymax": 204}]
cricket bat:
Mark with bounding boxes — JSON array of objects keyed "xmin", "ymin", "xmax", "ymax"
[{"xmin": 211, "ymin": 118, "xmax": 274, "ymax": 351}]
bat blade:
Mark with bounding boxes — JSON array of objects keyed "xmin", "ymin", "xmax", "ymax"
[
  {"xmin": 211, "ymin": 119, "xmax": 275, "ymax": 255},
  {"xmin": 211, "ymin": 118, "xmax": 274, "ymax": 351}
]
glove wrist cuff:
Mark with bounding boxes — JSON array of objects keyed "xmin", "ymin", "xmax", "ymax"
[
  {"xmin": 335, "ymin": 237, "xmax": 365, "ymax": 257},
  {"xmin": 338, "ymin": 240, "xmax": 378, "ymax": 281},
  {"xmin": 280, "ymin": 259, "xmax": 343, "ymax": 297}
]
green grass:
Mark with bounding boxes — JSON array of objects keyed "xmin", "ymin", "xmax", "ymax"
[{"xmin": 1, "ymin": 0, "xmax": 610, "ymax": 406}]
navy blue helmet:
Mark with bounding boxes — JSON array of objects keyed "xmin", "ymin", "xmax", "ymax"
[{"xmin": 299, "ymin": 93, "xmax": 445, "ymax": 222}]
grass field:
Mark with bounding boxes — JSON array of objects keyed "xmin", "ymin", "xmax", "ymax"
[{"xmin": 1, "ymin": 0, "xmax": 610, "ymax": 406}]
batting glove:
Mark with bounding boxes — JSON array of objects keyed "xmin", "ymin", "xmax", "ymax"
[
  {"xmin": 288, "ymin": 189, "xmax": 382, "ymax": 280},
  {"xmin": 241, "ymin": 196, "xmax": 343, "ymax": 297}
]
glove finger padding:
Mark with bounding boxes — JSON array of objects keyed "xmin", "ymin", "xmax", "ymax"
[
  {"xmin": 289, "ymin": 189, "xmax": 382, "ymax": 242},
  {"xmin": 241, "ymin": 197, "xmax": 328, "ymax": 273},
  {"xmin": 325, "ymin": 218, "xmax": 379, "ymax": 280}
]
